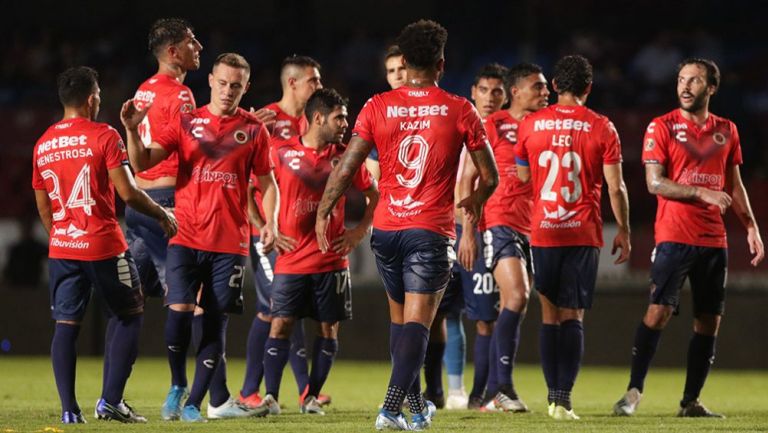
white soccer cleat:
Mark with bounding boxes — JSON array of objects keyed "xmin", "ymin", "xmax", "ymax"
[
  {"xmin": 258, "ymin": 393, "xmax": 281, "ymax": 415},
  {"xmin": 444, "ymin": 389, "xmax": 469, "ymax": 410},
  {"xmin": 208, "ymin": 397, "xmax": 267, "ymax": 419},
  {"xmin": 375, "ymin": 409, "xmax": 411, "ymax": 431},
  {"xmin": 493, "ymin": 392, "xmax": 529, "ymax": 413},
  {"xmin": 552, "ymin": 405, "xmax": 580, "ymax": 420},
  {"xmin": 547, "ymin": 402, "xmax": 556, "ymax": 417},
  {"xmin": 300, "ymin": 396, "xmax": 325, "ymax": 415},
  {"xmin": 613, "ymin": 387, "xmax": 642, "ymax": 416}
]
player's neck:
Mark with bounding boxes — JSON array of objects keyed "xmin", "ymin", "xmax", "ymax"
[
  {"xmin": 157, "ymin": 62, "xmax": 187, "ymax": 83},
  {"xmin": 207, "ymin": 104, "xmax": 238, "ymax": 118},
  {"xmin": 405, "ymin": 69, "xmax": 439, "ymax": 88},
  {"xmin": 507, "ymin": 105, "xmax": 530, "ymax": 121},
  {"xmin": 557, "ymin": 93, "xmax": 587, "ymax": 107},
  {"xmin": 62, "ymin": 107, "xmax": 90, "ymax": 121},
  {"xmin": 679, "ymin": 107, "xmax": 710, "ymax": 127},
  {"xmin": 300, "ymin": 132, "xmax": 327, "ymax": 152},
  {"xmin": 278, "ymin": 96, "xmax": 304, "ymax": 118}
]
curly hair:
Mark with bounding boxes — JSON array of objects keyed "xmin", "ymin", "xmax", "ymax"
[
  {"xmin": 553, "ymin": 55, "xmax": 592, "ymax": 96},
  {"xmin": 396, "ymin": 20, "xmax": 448, "ymax": 70},
  {"xmin": 148, "ymin": 18, "xmax": 193, "ymax": 56}
]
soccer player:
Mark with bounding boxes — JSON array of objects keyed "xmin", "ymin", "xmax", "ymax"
[
  {"xmin": 459, "ymin": 63, "xmax": 550, "ymax": 412},
  {"xmin": 256, "ymin": 88, "xmax": 378, "ymax": 416},
  {"xmin": 123, "ymin": 18, "xmax": 203, "ymax": 421},
  {"xmin": 121, "ymin": 53, "xmax": 278, "ymax": 422},
  {"xmin": 515, "ymin": 54, "xmax": 631, "ymax": 420},
  {"xmin": 238, "ymin": 55, "xmax": 328, "ymax": 410},
  {"xmin": 613, "ymin": 58, "xmax": 764, "ymax": 418},
  {"xmin": 427, "ymin": 63, "xmax": 509, "ymax": 411},
  {"xmin": 33, "ymin": 66, "xmax": 177, "ymax": 424},
  {"xmin": 316, "ymin": 20, "xmax": 499, "ymax": 430}
]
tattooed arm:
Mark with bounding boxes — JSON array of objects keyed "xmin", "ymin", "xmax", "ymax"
[{"xmin": 645, "ymin": 163, "xmax": 732, "ymax": 214}]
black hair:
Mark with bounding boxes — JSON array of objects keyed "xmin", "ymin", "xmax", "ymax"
[
  {"xmin": 384, "ymin": 45, "xmax": 403, "ymax": 61},
  {"xmin": 305, "ymin": 88, "xmax": 348, "ymax": 119},
  {"xmin": 553, "ymin": 55, "xmax": 593, "ymax": 96},
  {"xmin": 507, "ymin": 62, "xmax": 544, "ymax": 87},
  {"xmin": 678, "ymin": 57, "xmax": 720, "ymax": 92},
  {"xmin": 396, "ymin": 19, "xmax": 448, "ymax": 70},
  {"xmin": 281, "ymin": 55, "xmax": 321, "ymax": 71},
  {"xmin": 148, "ymin": 18, "xmax": 193, "ymax": 57},
  {"xmin": 474, "ymin": 62, "xmax": 509, "ymax": 87},
  {"xmin": 57, "ymin": 66, "xmax": 98, "ymax": 107}
]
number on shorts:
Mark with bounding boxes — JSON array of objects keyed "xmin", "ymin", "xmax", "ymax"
[
  {"xmin": 334, "ymin": 270, "xmax": 350, "ymax": 294},
  {"xmin": 228, "ymin": 265, "xmax": 245, "ymax": 288},
  {"xmin": 41, "ymin": 164, "xmax": 96, "ymax": 221},
  {"xmin": 472, "ymin": 272, "xmax": 497, "ymax": 295},
  {"xmin": 395, "ymin": 135, "xmax": 429, "ymax": 188},
  {"xmin": 538, "ymin": 150, "xmax": 582, "ymax": 203}
]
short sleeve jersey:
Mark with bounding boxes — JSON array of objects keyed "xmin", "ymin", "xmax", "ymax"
[
  {"xmin": 250, "ymin": 102, "xmax": 308, "ymax": 236},
  {"xmin": 353, "ymin": 85, "xmax": 489, "ymax": 238},
  {"xmin": 642, "ymin": 109, "xmax": 742, "ymax": 248},
  {"xmin": 272, "ymin": 137, "xmax": 372, "ymax": 274},
  {"xmin": 133, "ymin": 73, "xmax": 196, "ymax": 181},
  {"xmin": 515, "ymin": 104, "xmax": 622, "ymax": 247},
  {"xmin": 481, "ymin": 110, "xmax": 533, "ymax": 235},
  {"xmin": 32, "ymin": 118, "xmax": 129, "ymax": 260},
  {"xmin": 155, "ymin": 105, "xmax": 272, "ymax": 256}
]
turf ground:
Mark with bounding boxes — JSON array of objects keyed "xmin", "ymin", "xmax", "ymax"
[{"xmin": 1, "ymin": 357, "xmax": 766, "ymax": 432}]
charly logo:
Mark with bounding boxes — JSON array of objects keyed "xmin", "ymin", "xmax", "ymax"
[{"xmin": 234, "ymin": 130, "xmax": 249, "ymax": 144}]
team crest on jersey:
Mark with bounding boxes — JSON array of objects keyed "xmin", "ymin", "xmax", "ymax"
[
  {"xmin": 712, "ymin": 132, "xmax": 727, "ymax": 146},
  {"xmin": 117, "ymin": 139, "xmax": 127, "ymax": 153},
  {"xmin": 180, "ymin": 103, "xmax": 194, "ymax": 114},
  {"xmin": 234, "ymin": 130, "xmax": 249, "ymax": 144},
  {"xmin": 645, "ymin": 138, "xmax": 655, "ymax": 151}
]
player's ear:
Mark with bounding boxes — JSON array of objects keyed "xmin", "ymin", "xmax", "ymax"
[
  {"xmin": 436, "ymin": 58, "xmax": 446, "ymax": 73},
  {"xmin": 551, "ymin": 79, "xmax": 559, "ymax": 93},
  {"xmin": 312, "ymin": 111, "xmax": 323, "ymax": 125},
  {"xmin": 584, "ymin": 82, "xmax": 593, "ymax": 97},
  {"xmin": 208, "ymin": 73, "xmax": 214, "ymax": 89},
  {"xmin": 244, "ymin": 80, "xmax": 251, "ymax": 94}
]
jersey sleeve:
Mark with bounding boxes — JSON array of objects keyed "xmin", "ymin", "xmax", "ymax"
[
  {"xmin": 728, "ymin": 122, "xmax": 743, "ymax": 165},
  {"xmin": 602, "ymin": 120, "xmax": 623, "ymax": 165},
  {"xmin": 168, "ymin": 86, "xmax": 197, "ymax": 116},
  {"xmin": 250, "ymin": 124, "xmax": 273, "ymax": 177},
  {"xmin": 352, "ymin": 162, "xmax": 374, "ymax": 191},
  {"xmin": 641, "ymin": 118, "xmax": 669, "ymax": 165},
  {"xmin": 154, "ymin": 115, "xmax": 182, "ymax": 153},
  {"xmin": 352, "ymin": 97, "xmax": 376, "ymax": 143},
  {"xmin": 514, "ymin": 118, "xmax": 531, "ymax": 166},
  {"xmin": 460, "ymin": 101, "xmax": 489, "ymax": 152},
  {"xmin": 102, "ymin": 127, "xmax": 130, "ymax": 169}
]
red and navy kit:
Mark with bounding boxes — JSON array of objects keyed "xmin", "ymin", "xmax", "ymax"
[
  {"xmin": 515, "ymin": 104, "xmax": 622, "ymax": 248},
  {"xmin": 642, "ymin": 109, "xmax": 742, "ymax": 248},
  {"xmin": 154, "ymin": 105, "xmax": 272, "ymax": 256},
  {"xmin": 32, "ymin": 118, "xmax": 130, "ymax": 260},
  {"xmin": 482, "ymin": 110, "xmax": 532, "ymax": 235},
  {"xmin": 353, "ymin": 85, "xmax": 490, "ymax": 238},
  {"xmin": 272, "ymin": 137, "xmax": 372, "ymax": 274},
  {"xmin": 133, "ymin": 73, "xmax": 196, "ymax": 181}
]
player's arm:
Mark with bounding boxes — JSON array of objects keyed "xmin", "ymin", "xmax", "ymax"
[
  {"xmin": 365, "ymin": 158, "xmax": 381, "ymax": 182},
  {"xmin": 247, "ymin": 184, "xmax": 266, "ymax": 229},
  {"xmin": 256, "ymin": 171, "xmax": 289, "ymax": 253},
  {"xmin": 456, "ymin": 145, "xmax": 498, "ymax": 226},
  {"xmin": 332, "ymin": 182, "xmax": 380, "ymax": 256},
  {"xmin": 316, "ymin": 136, "xmax": 374, "ymax": 253},
  {"xmin": 119, "ymin": 99, "xmax": 170, "ymax": 172},
  {"xmin": 645, "ymin": 163, "xmax": 732, "ymax": 214},
  {"xmin": 109, "ymin": 165, "xmax": 177, "ymax": 237},
  {"xmin": 604, "ymin": 163, "xmax": 631, "ymax": 264},
  {"xmin": 33, "ymin": 189, "xmax": 53, "ymax": 234},
  {"xmin": 726, "ymin": 164, "xmax": 764, "ymax": 266},
  {"xmin": 458, "ymin": 155, "xmax": 480, "ymax": 270}
]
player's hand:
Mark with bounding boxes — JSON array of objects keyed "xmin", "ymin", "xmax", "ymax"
[
  {"xmin": 120, "ymin": 99, "xmax": 150, "ymax": 130},
  {"xmin": 331, "ymin": 226, "xmax": 366, "ymax": 256},
  {"xmin": 456, "ymin": 194, "xmax": 483, "ymax": 226},
  {"xmin": 611, "ymin": 227, "xmax": 631, "ymax": 264},
  {"xmin": 316, "ymin": 214, "xmax": 331, "ymax": 253},
  {"xmin": 458, "ymin": 230, "xmax": 478, "ymax": 271},
  {"xmin": 158, "ymin": 208, "xmax": 178, "ymax": 238},
  {"xmin": 747, "ymin": 226, "xmax": 765, "ymax": 267},
  {"xmin": 274, "ymin": 230, "xmax": 298, "ymax": 254},
  {"xmin": 259, "ymin": 222, "xmax": 277, "ymax": 253},
  {"xmin": 250, "ymin": 107, "xmax": 277, "ymax": 129},
  {"xmin": 696, "ymin": 187, "xmax": 732, "ymax": 214}
]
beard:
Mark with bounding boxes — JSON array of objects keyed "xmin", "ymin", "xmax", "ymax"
[{"xmin": 679, "ymin": 91, "xmax": 708, "ymax": 113}]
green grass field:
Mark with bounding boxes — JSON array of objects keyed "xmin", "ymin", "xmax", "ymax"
[{"xmin": 1, "ymin": 357, "xmax": 766, "ymax": 432}]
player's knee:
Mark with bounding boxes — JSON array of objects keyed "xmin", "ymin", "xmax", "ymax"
[
  {"xmin": 56, "ymin": 320, "xmax": 81, "ymax": 326},
  {"xmin": 476, "ymin": 320, "xmax": 494, "ymax": 336},
  {"xmin": 270, "ymin": 316, "xmax": 295, "ymax": 339},
  {"xmin": 693, "ymin": 314, "xmax": 721, "ymax": 336},
  {"xmin": 502, "ymin": 289, "xmax": 529, "ymax": 312},
  {"xmin": 319, "ymin": 322, "xmax": 339, "ymax": 339},
  {"xmin": 257, "ymin": 312, "xmax": 273, "ymax": 322},
  {"xmin": 169, "ymin": 303, "xmax": 196, "ymax": 313},
  {"xmin": 643, "ymin": 305, "xmax": 674, "ymax": 330},
  {"xmin": 558, "ymin": 308, "xmax": 583, "ymax": 322}
]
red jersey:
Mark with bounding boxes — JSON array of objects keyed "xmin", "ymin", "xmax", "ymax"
[
  {"xmin": 133, "ymin": 73, "xmax": 196, "ymax": 181},
  {"xmin": 250, "ymin": 102, "xmax": 308, "ymax": 236},
  {"xmin": 272, "ymin": 137, "xmax": 372, "ymax": 274},
  {"xmin": 155, "ymin": 105, "xmax": 272, "ymax": 256},
  {"xmin": 32, "ymin": 118, "xmax": 129, "ymax": 260},
  {"xmin": 515, "ymin": 104, "xmax": 622, "ymax": 247},
  {"xmin": 481, "ymin": 110, "xmax": 532, "ymax": 235},
  {"xmin": 642, "ymin": 109, "xmax": 742, "ymax": 248},
  {"xmin": 353, "ymin": 85, "xmax": 489, "ymax": 238}
]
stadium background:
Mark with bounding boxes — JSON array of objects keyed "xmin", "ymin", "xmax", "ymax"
[{"xmin": 1, "ymin": 0, "xmax": 766, "ymax": 367}]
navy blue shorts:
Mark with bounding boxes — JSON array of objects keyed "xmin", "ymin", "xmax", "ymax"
[
  {"xmin": 249, "ymin": 235, "xmax": 277, "ymax": 316},
  {"xmin": 271, "ymin": 269, "xmax": 352, "ymax": 322},
  {"xmin": 532, "ymin": 246, "xmax": 599, "ymax": 309},
  {"xmin": 165, "ymin": 245, "xmax": 246, "ymax": 314},
  {"xmin": 650, "ymin": 242, "xmax": 727, "ymax": 315},
  {"xmin": 125, "ymin": 187, "xmax": 174, "ymax": 298},
  {"xmin": 48, "ymin": 251, "xmax": 143, "ymax": 321},
  {"xmin": 370, "ymin": 228, "xmax": 454, "ymax": 304},
  {"xmin": 451, "ymin": 224, "xmax": 498, "ymax": 322},
  {"xmin": 482, "ymin": 225, "xmax": 531, "ymax": 274}
]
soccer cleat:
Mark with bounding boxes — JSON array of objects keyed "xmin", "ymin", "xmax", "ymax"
[
  {"xmin": 613, "ymin": 387, "xmax": 642, "ymax": 416},
  {"xmin": 547, "ymin": 402, "xmax": 556, "ymax": 417},
  {"xmin": 467, "ymin": 394, "xmax": 484, "ymax": 410},
  {"xmin": 208, "ymin": 397, "xmax": 267, "ymax": 419},
  {"xmin": 238, "ymin": 391, "xmax": 263, "ymax": 408},
  {"xmin": 375, "ymin": 409, "xmax": 411, "ymax": 431},
  {"xmin": 181, "ymin": 404, "xmax": 207, "ymax": 422},
  {"xmin": 300, "ymin": 395, "xmax": 325, "ymax": 415},
  {"xmin": 493, "ymin": 391, "xmax": 529, "ymax": 413},
  {"xmin": 61, "ymin": 410, "xmax": 86, "ymax": 424},
  {"xmin": 445, "ymin": 388, "xmax": 469, "ymax": 410},
  {"xmin": 95, "ymin": 399, "xmax": 147, "ymax": 423},
  {"xmin": 481, "ymin": 398, "xmax": 498, "ymax": 412},
  {"xmin": 161, "ymin": 385, "xmax": 188, "ymax": 420},
  {"xmin": 411, "ymin": 400, "xmax": 437, "ymax": 430},
  {"xmin": 552, "ymin": 405, "xmax": 580, "ymax": 420},
  {"xmin": 677, "ymin": 400, "xmax": 725, "ymax": 418},
  {"xmin": 300, "ymin": 384, "xmax": 332, "ymax": 407},
  {"xmin": 422, "ymin": 391, "xmax": 445, "ymax": 410},
  {"xmin": 258, "ymin": 393, "xmax": 281, "ymax": 415},
  {"xmin": 94, "ymin": 398, "xmax": 104, "ymax": 419}
]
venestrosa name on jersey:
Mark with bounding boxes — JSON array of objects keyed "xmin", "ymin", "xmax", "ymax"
[
  {"xmin": 386, "ymin": 104, "xmax": 450, "ymax": 118},
  {"xmin": 533, "ymin": 118, "xmax": 592, "ymax": 132}
]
